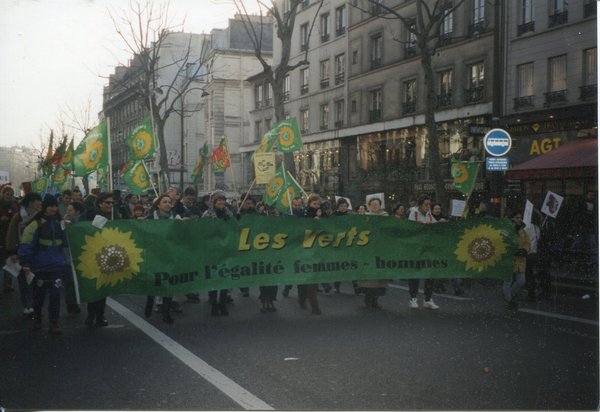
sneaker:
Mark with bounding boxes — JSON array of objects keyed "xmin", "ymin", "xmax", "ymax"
[
  {"xmin": 408, "ymin": 298, "xmax": 419, "ymax": 309},
  {"xmin": 423, "ymin": 299, "xmax": 439, "ymax": 310},
  {"xmin": 23, "ymin": 307, "xmax": 34, "ymax": 315}
]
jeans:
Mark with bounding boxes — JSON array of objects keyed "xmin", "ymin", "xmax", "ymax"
[
  {"xmin": 32, "ymin": 273, "xmax": 62, "ymax": 321},
  {"xmin": 408, "ymin": 279, "xmax": 434, "ymax": 301},
  {"xmin": 503, "ymin": 272, "xmax": 525, "ymax": 303}
]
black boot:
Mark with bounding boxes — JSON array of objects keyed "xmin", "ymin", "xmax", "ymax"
[
  {"xmin": 85, "ymin": 313, "xmax": 94, "ymax": 326},
  {"xmin": 162, "ymin": 298, "xmax": 174, "ymax": 323},
  {"xmin": 219, "ymin": 302, "xmax": 229, "ymax": 316},
  {"xmin": 96, "ymin": 316, "xmax": 109, "ymax": 327},
  {"xmin": 210, "ymin": 303, "xmax": 220, "ymax": 316},
  {"xmin": 144, "ymin": 296, "xmax": 154, "ymax": 318}
]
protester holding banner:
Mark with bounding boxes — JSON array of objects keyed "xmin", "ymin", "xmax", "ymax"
[
  {"xmin": 503, "ymin": 211, "xmax": 531, "ymax": 310},
  {"xmin": 85, "ymin": 192, "xmax": 122, "ymax": 327},
  {"xmin": 5, "ymin": 191, "xmax": 42, "ymax": 316},
  {"xmin": 392, "ymin": 204, "xmax": 408, "ymax": 219},
  {"xmin": 297, "ymin": 194, "xmax": 322, "ymax": 315},
  {"xmin": 407, "ymin": 195, "xmax": 439, "ymax": 310},
  {"xmin": 202, "ymin": 190, "xmax": 234, "ymax": 316},
  {"xmin": 18, "ymin": 195, "xmax": 69, "ymax": 335}
]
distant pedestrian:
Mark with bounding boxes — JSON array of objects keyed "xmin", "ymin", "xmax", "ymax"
[{"xmin": 503, "ymin": 211, "xmax": 530, "ymax": 310}]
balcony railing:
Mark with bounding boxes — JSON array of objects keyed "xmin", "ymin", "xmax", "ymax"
[
  {"xmin": 584, "ymin": 2, "xmax": 597, "ymax": 17},
  {"xmin": 320, "ymin": 123, "xmax": 329, "ymax": 131},
  {"xmin": 517, "ymin": 21, "xmax": 535, "ymax": 36},
  {"xmin": 371, "ymin": 4, "xmax": 382, "ymax": 15},
  {"xmin": 283, "ymin": 91, "xmax": 290, "ymax": 102},
  {"xmin": 405, "ymin": 45, "xmax": 417, "ymax": 58},
  {"xmin": 468, "ymin": 20, "xmax": 486, "ymax": 37},
  {"xmin": 403, "ymin": 101, "xmax": 416, "ymax": 114},
  {"xmin": 369, "ymin": 109, "xmax": 382, "ymax": 123},
  {"xmin": 464, "ymin": 86, "xmax": 485, "ymax": 104},
  {"xmin": 548, "ymin": 10, "xmax": 568, "ymax": 28},
  {"xmin": 544, "ymin": 89, "xmax": 568, "ymax": 106},
  {"xmin": 321, "ymin": 33, "xmax": 330, "ymax": 43},
  {"xmin": 438, "ymin": 32, "xmax": 453, "ymax": 46},
  {"xmin": 436, "ymin": 92, "xmax": 452, "ymax": 108},
  {"xmin": 335, "ymin": 73, "xmax": 345, "ymax": 85},
  {"xmin": 370, "ymin": 58, "xmax": 382, "ymax": 69},
  {"xmin": 301, "ymin": 0, "xmax": 309, "ymax": 9},
  {"xmin": 513, "ymin": 95, "xmax": 535, "ymax": 111},
  {"xmin": 580, "ymin": 84, "xmax": 597, "ymax": 100},
  {"xmin": 300, "ymin": 84, "xmax": 309, "ymax": 95},
  {"xmin": 300, "ymin": 43, "xmax": 308, "ymax": 52},
  {"xmin": 320, "ymin": 79, "xmax": 330, "ymax": 89},
  {"xmin": 336, "ymin": 27, "xmax": 346, "ymax": 36},
  {"xmin": 334, "ymin": 120, "xmax": 343, "ymax": 128},
  {"xmin": 263, "ymin": 98, "xmax": 272, "ymax": 107}
]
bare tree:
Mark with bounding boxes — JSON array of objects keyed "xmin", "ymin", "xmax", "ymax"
[
  {"xmin": 233, "ymin": 0, "xmax": 324, "ymax": 176},
  {"xmin": 354, "ymin": 0, "xmax": 465, "ymax": 207},
  {"xmin": 107, "ymin": 0, "xmax": 214, "ymax": 190}
]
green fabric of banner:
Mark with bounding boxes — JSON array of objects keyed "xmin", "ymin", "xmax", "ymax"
[{"xmin": 67, "ymin": 216, "xmax": 517, "ymax": 302}]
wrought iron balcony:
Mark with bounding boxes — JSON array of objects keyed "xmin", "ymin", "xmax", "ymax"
[
  {"xmin": 320, "ymin": 79, "xmax": 330, "ymax": 89},
  {"xmin": 438, "ymin": 32, "xmax": 453, "ymax": 47},
  {"xmin": 263, "ymin": 98, "xmax": 272, "ymax": 107},
  {"xmin": 283, "ymin": 91, "xmax": 290, "ymax": 102},
  {"xmin": 300, "ymin": 84, "xmax": 309, "ymax": 95},
  {"xmin": 403, "ymin": 101, "xmax": 416, "ymax": 114},
  {"xmin": 468, "ymin": 20, "xmax": 487, "ymax": 37},
  {"xmin": 584, "ymin": 2, "xmax": 597, "ymax": 17},
  {"xmin": 320, "ymin": 123, "xmax": 329, "ymax": 131},
  {"xmin": 580, "ymin": 84, "xmax": 597, "ymax": 101},
  {"xmin": 334, "ymin": 120, "xmax": 343, "ymax": 128},
  {"xmin": 436, "ymin": 92, "xmax": 452, "ymax": 108},
  {"xmin": 405, "ymin": 45, "xmax": 417, "ymax": 58},
  {"xmin": 370, "ymin": 58, "xmax": 382, "ymax": 69},
  {"xmin": 301, "ymin": 43, "xmax": 308, "ymax": 52},
  {"xmin": 371, "ymin": 4, "xmax": 382, "ymax": 15},
  {"xmin": 548, "ymin": 10, "xmax": 568, "ymax": 28},
  {"xmin": 544, "ymin": 89, "xmax": 568, "ymax": 106},
  {"xmin": 369, "ymin": 109, "xmax": 382, "ymax": 123},
  {"xmin": 464, "ymin": 86, "xmax": 485, "ymax": 104},
  {"xmin": 517, "ymin": 21, "xmax": 535, "ymax": 36},
  {"xmin": 321, "ymin": 33, "xmax": 330, "ymax": 43},
  {"xmin": 336, "ymin": 27, "xmax": 346, "ymax": 36},
  {"xmin": 301, "ymin": 0, "xmax": 309, "ymax": 9},
  {"xmin": 335, "ymin": 73, "xmax": 345, "ymax": 85},
  {"xmin": 513, "ymin": 95, "xmax": 535, "ymax": 111},
  {"xmin": 254, "ymin": 101, "xmax": 261, "ymax": 110}
]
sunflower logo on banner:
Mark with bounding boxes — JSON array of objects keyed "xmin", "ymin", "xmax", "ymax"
[
  {"xmin": 263, "ymin": 167, "xmax": 285, "ymax": 206},
  {"xmin": 128, "ymin": 115, "xmax": 155, "ymax": 160},
  {"xmin": 77, "ymin": 228, "xmax": 144, "ymax": 289},
  {"xmin": 454, "ymin": 224, "xmax": 508, "ymax": 272},
  {"xmin": 273, "ymin": 117, "xmax": 302, "ymax": 153},
  {"xmin": 450, "ymin": 159, "xmax": 479, "ymax": 195},
  {"xmin": 73, "ymin": 121, "xmax": 108, "ymax": 176}
]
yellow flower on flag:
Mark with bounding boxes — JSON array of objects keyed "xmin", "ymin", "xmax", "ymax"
[
  {"xmin": 83, "ymin": 140, "xmax": 104, "ymax": 170},
  {"xmin": 451, "ymin": 162, "xmax": 469, "ymax": 184},
  {"xmin": 132, "ymin": 130, "xmax": 153, "ymax": 159},
  {"xmin": 454, "ymin": 224, "xmax": 507, "ymax": 272},
  {"xmin": 131, "ymin": 163, "xmax": 148, "ymax": 188},
  {"xmin": 278, "ymin": 125, "xmax": 296, "ymax": 149},
  {"xmin": 77, "ymin": 228, "xmax": 143, "ymax": 289},
  {"xmin": 279, "ymin": 186, "xmax": 298, "ymax": 208},
  {"xmin": 266, "ymin": 176, "xmax": 284, "ymax": 199}
]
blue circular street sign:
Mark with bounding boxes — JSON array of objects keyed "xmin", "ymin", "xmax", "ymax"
[{"xmin": 483, "ymin": 128, "xmax": 512, "ymax": 157}]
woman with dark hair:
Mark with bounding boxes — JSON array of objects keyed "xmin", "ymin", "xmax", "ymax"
[{"xmin": 392, "ymin": 204, "xmax": 408, "ymax": 219}]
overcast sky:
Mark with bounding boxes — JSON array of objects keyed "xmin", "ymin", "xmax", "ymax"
[{"xmin": 0, "ymin": 0, "xmax": 261, "ymax": 151}]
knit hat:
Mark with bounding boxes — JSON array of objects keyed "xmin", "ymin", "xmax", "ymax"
[
  {"xmin": 42, "ymin": 194, "xmax": 58, "ymax": 209},
  {"xmin": 210, "ymin": 190, "xmax": 227, "ymax": 204}
]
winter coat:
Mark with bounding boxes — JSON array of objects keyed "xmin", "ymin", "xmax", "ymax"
[{"xmin": 18, "ymin": 214, "xmax": 68, "ymax": 274}]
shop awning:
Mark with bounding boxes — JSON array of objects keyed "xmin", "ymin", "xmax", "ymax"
[{"xmin": 505, "ymin": 138, "xmax": 597, "ymax": 180}]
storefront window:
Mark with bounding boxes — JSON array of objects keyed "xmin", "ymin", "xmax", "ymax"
[{"xmin": 294, "ymin": 140, "xmax": 341, "ymax": 194}]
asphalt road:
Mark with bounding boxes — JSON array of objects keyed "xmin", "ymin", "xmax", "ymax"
[{"xmin": 1, "ymin": 280, "xmax": 598, "ymax": 410}]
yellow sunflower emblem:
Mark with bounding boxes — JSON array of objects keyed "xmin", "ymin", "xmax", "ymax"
[
  {"xmin": 267, "ymin": 176, "xmax": 284, "ymax": 198},
  {"xmin": 279, "ymin": 186, "xmax": 297, "ymax": 208},
  {"xmin": 454, "ymin": 224, "xmax": 507, "ymax": 272},
  {"xmin": 278, "ymin": 126, "xmax": 295, "ymax": 149},
  {"xmin": 451, "ymin": 162, "xmax": 469, "ymax": 183},
  {"xmin": 132, "ymin": 130, "xmax": 153, "ymax": 158},
  {"xmin": 77, "ymin": 228, "xmax": 143, "ymax": 289},
  {"xmin": 131, "ymin": 164, "xmax": 150, "ymax": 188},
  {"xmin": 83, "ymin": 139, "xmax": 104, "ymax": 169}
]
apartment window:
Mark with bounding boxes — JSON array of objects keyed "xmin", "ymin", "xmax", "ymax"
[
  {"xmin": 351, "ymin": 99, "xmax": 357, "ymax": 113},
  {"xmin": 265, "ymin": 118, "xmax": 272, "ymax": 132},
  {"xmin": 584, "ymin": 0, "xmax": 597, "ymax": 17},
  {"xmin": 581, "ymin": 48, "xmax": 597, "ymax": 100},
  {"xmin": 439, "ymin": 6, "xmax": 453, "ymax": 46},
  {"xmin": 300, "ymin": 67, "xmax": 309, "ymax": 95},
  {"xmin": 334, "ymin": 100, "xmax": 344, "ymax": 127},
  {"xmin": 335, "ymin": 53, "xmax": 345, "ymax": 85},
  {"xmin": 255, "ymin": 120, "xmax": 262, "ymax": 142},
  {"xmin": 254, "ymin": 84, "xmax": 262, "ymax": 109},
  {"xmin": 283, "ymin": 74, "xmax": 291, "ymax": 101},
  {"xmin": 549, "ymin": 0, "xmax": 568, "ymax": 27},
  {"xmin": 465, "ymin": 62, "xmax": 485, "ymax": 103},
  {"xmin": 371, "ymin": 0, "xmax": 383, "ymax": 15},
  {"xmin": 437, "ymin": 70, "xmax": 453, "ymax": 108},
  {"xmin": 300, "ymin": 108, "xmax": 310, "ymax": 133},
  {"xmin": 514, "ymin": 63, "xmax": 535, "ymax": 110},
  {"xmin": 335, "ymin": 5, "xmax": 347, "ymax": 36},
  {"xmin": 518, "ymin": 0, "xmax": 535, "ymax": 35},
  {"xmin": 320, "ymin": 103, "xmax": 330, "ymax": 130},
  {"xmin": 405, "ymin": 21, "xmax": 417, "ymax": 57},
  {"xmin": 403, "ymin": 80, "xmax": 416, "ymax": 114},
  {"xmin": 300, "ymin": 23, "xmax": 309, "ymax": 51},
  {"xmin": 320, "ymin": 13, "xmax": 330, "ymax": 42},
  {"xmin": 352, "ymin": 50, "xmax": 359, "ymax": 65},
  {"xmin": 370, "ymin": 33, "xmax": 383, "ymax": 69},
  {"xmin": 263, "ymin": 83, "xmax": 272, "ymax": 107},
  {"xmin": 369, "ymin": 89, "xmax": 382, "ymax": 122},
  {"xmin": 320, "ymin": 59, "xmax": 330, "ymax": 89},
  {"xmin": 545, "ymin": 55, "xmax": 567, "ymax": 106},
  {"xmin": 470, "ymin": 0, "xmax": 486, "ymax": 35}
]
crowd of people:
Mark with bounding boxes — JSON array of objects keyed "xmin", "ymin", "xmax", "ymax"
[{"xmin": 2, "ymin": 183, "xmax": 591, "ymax": 335}]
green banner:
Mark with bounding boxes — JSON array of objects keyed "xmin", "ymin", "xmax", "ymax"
[{"xmin": 67, "ymin": 216, "xmax": 517, "ymax": 302}]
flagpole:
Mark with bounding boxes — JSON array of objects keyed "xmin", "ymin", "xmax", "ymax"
[
  {"xmin": 107, "ymin": 117, "xmax": 113, "ymax": 193},
  {"xmin": 285, "ymin": 170, "xmax": 309, "ymax": 199},
  {"xmin": 461, "ymin": 161, "xmax": 482, "ymax": 219},
  {"xmin": 279, "ymin": 159, "xmax": 294, "ymax": 214},
  {"xmin": 142, "ymin": 160, "xmax": 159, "ymax": 198},
  {"xmin": 239, "ymin": 178, "xmax": 257, "ymax": 213}
]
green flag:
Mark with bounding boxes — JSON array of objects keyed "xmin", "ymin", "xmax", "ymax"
[
  {"xmin": 32, "ymin": 177, "xmax": 48, "ymax": 193},
  {"xmin": 191, "ymin": 143, "xmax": 209, "ymax": 183},
  {"xmin": 271, "ymin": 117, "xmax": 302, "ymax": 153},
  {"xmin": 73, "ymin": 121, "xmax": 108, "ymax": 176},
  {"xmin": 128, "ymin": 115, "xmax": 155, "ymax": 160},
  {"xmin": 61, "ymin": 139, "xmax": 74, "ymax": 171},
  {"xmin": 255, "ymin": 132, "xmax": 277, "ymax": 155},
  {"xmin": 52, "ymin": 167, "xmax": 68, "ymax": 185},
  {"xmin": 123, "ymin": 161, "xmax": 151, "ymax": 195},
  {"xmin": 274, "ymin": 171, "xmax": 303, "ymax": 212},
  {"xmin": 67, "ymin": 216, "xmax": 517, "ymax": 302},
  {"xmin": 451, "ymin": 160, "xmax": 480, "ymax": 195},
  {"xmin": 263, "ymin": 166, "xmax": 286, "ymax": 206}
]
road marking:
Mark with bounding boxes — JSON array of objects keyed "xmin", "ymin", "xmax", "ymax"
[
  {"xmin": 107, "ymin": 298, "xmax": 274, "ymax": 411},
  {"xmin": 387, "ymin": 283, "xmax": 474, "ymax": 301},
  {"xmin": 518, "ymin": 308, "xmax": 599, "ymax": 326}
]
